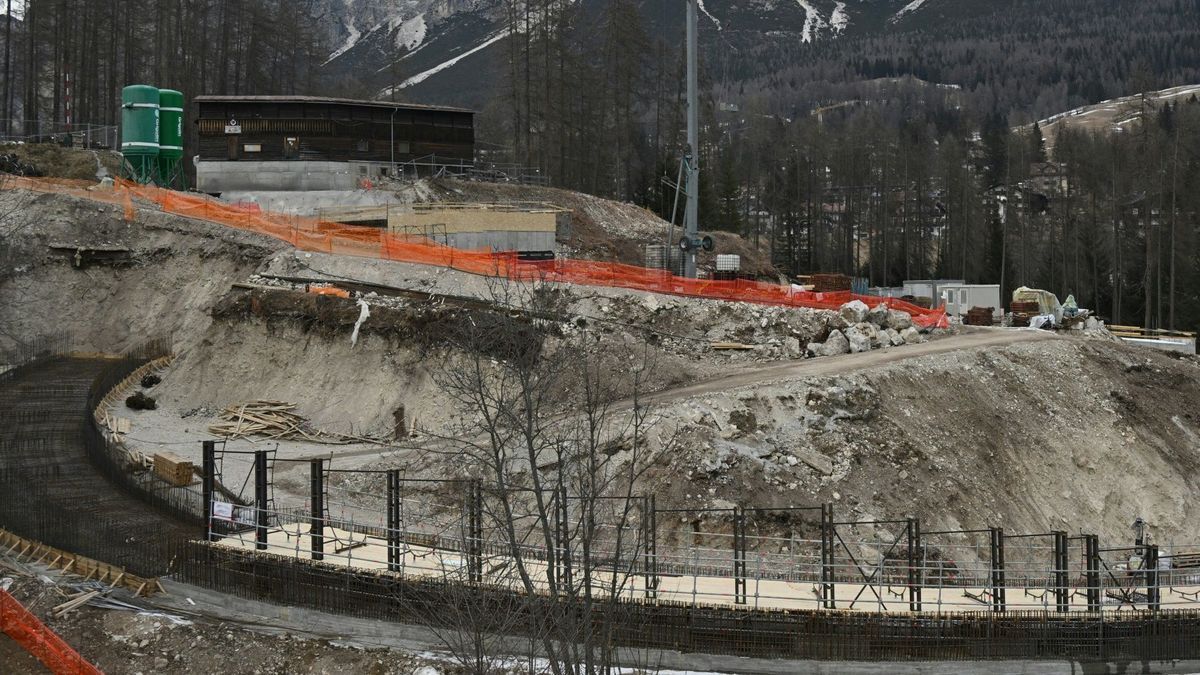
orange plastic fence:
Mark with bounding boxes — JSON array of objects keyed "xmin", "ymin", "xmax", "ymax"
[
  {"xmin": 0, "ymin": 590, "xmax": 103, "ymax": 675},
  {"xmin": 3, "ymin": 176, "xmax": 947, "ymax": 328}
]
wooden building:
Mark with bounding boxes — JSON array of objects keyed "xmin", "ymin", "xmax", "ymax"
[{"xmin": 193, "ymin": 95, "xmax": 474, "ymax": 164}]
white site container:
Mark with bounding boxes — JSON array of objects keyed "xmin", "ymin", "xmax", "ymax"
[
  {"xmin": 938, "ymin": 284, "xmax": 1002, "ymax": 318},
  {"xmin": 716, "ymin": 254, "xmax": 741, "ymax": 272}
]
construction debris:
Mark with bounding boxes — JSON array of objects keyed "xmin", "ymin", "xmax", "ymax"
[{"xmin": 208, "ymin": 400, "xmax": 377, "ymax": 444}]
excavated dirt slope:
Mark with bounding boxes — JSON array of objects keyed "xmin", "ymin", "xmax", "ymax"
[
  {"xmin": 646, "ymin": 336, "xmax": 1200, "ymax": 547},
  {"xmin": 3, "ymin": 189, "xmax": 1199, "ymax": 550}
]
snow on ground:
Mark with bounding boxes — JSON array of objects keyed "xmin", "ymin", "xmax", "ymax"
[
  {"xmin": 697, "ymin": 0, "xmax": 723, "ymax": 31},
  {"xmin": 891, "ymin": 0, "xmax": 928, "ymax": 22},
  {"xmin": 830, "ymin": 1, "xmax": 849, "ymax": 33},
  {"xmin": 796, "ymin": 0, "xmax": 828, "ymax": 43}
]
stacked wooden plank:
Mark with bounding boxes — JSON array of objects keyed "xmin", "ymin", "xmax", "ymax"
[
  {"xmin": 208, "ymin": 400, "xmax": 325, "ymax": 442},
  {"xmin": 810, "ymin": 273, "xmax": 852, "ymax": 293},
  {"xmin": 964, "ymin": 307, "xmax": 995, "ymax": 326},
  {"xmin": 1010, "ymin": 301, "xmax": 1040, "ymax": 327},
  {"xmin": 152, "ymin": 452, "xmax": 194, "ymax": 487}
]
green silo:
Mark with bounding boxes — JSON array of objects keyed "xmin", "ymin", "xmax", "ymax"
[
  {"xmin": 157, "ymin": 89, "xmax": 185, "ymax": 188},
  {"xmin": 121, "ymin": 85, "xmax": 160, "ymax": 184}
]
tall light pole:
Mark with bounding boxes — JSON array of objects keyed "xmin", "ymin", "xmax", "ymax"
[{"xmin": 683, "ymin": 0, "xmax": 700, "ymax": 278}]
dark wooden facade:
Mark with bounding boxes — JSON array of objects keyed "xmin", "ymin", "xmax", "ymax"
[{"xmin": 193, "ymin": 96, "xmax": 474, "ymax": 163}]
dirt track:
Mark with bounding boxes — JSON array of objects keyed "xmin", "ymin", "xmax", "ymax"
[{"xmin": 640, "ymin": 327, "xmax": 1055, "ymax": 407}]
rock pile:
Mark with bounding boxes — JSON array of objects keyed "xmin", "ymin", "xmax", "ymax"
[{"xmin": 808, "ymin": 302, "xmax": 925, "ymax": 356}]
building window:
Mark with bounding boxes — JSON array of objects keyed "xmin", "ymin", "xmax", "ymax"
[
  {"xmin": 284, "ymin": 137, "xmax": 299, "ymax": 159},
  {"xmin": 356, "ymin": 139, "xmax": 369, "ymax": 152},
  {"xmin": 243, "ymin": 144, "xmax": 261, "ymax": 153}
]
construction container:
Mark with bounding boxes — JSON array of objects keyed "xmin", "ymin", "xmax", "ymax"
[
  {"xmin": 715, "ymin": 254, "xmax": 741, "ymax": 272},
  {"xmin": 120, "ymin": 85, "xmax": 160, "ymax": 184},
  {"xmin": 939, "ymin": 284, "xmax": 1001, "ymax": 318}
]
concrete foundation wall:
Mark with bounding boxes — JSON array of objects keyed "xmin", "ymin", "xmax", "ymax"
[{"xmin": 197, "ymin": 161, "xmax": 360, "ymax": 193}]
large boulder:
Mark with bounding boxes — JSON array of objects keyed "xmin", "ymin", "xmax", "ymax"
[
  {"xmin": 888, "ymin": 309, "xmax": 913, "ymax": 331},
  {"xmin": 900, "ymin": 326, "xmax": 925, "ymax": 344},
  {"xmin": 839, "ymin": 300, "xmax": 869, "ymax": 325},
  {"xmin": 847, "ymin": 324, "xmax": 874, "ymax": 353},
  {"xmin": 884, "ymin": 327, "xmax": 906, "ymax": 346},
  {"xmin": 867, "ymin": 304, "xmax": 890, "ymax": 326},
  {"xmin": 809, "ymin": 329, "xmax": 850, "ymax": 356}
]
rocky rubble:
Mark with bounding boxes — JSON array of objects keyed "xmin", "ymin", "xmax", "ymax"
[
  {"xmin": 642, "ymin": 336, "xmax": 1200, "ymax": 556},
  {"xmin": 808, "ymin": 301, "xmax": 925, "ymax": 356}
]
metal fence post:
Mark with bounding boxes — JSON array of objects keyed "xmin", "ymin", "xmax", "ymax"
[
  {"xmin": 733, "ymin": 506, "xmax": 747, "ymax": 605},
  {"xmin": 309, "ymin": 458, "xmax": 324, "ymax": 561},
  {"xmin": 201, "ymin": 441, "xmax": 215, "ymax": 541},
  {"xmin": 644, "ymin": 495, "xmax": 658, "ymax": 599},
  {"xmin": 908, "ymin": 517, "xmax": 922, "ymax": 612},
  {"xmin": 1086, "ymin": 534, "xmax": 1100, "ymax": 613},
  {"xmin": 1054, "ymin": 531, "xmax": 1069, "ymax": 612},
  {"xmin": 821, "ymin": 503, "xmax": 835, "ymax": 609},
  {"xmin": 254, "ymin": 450, "xmax": 268, "ymax": 551},
  {"xmin": 467, "ymin": 479, "xmax": 482, "ymax": 583},
  {"xmin": 386, "ymin": 469, "xmax": 400, "ymax": 572},
  {"xmin": 1147, "ymin": 544, "xmax": 1160, "ymax": 611},
  {"xmin": 990, "ymin": 527, "xmax": 1006, "ymax": 612}
]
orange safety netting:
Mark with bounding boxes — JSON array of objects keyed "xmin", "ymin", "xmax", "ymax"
[
  {"xmin": 0, "ymin": 589, "xmax": 103, "ymax": 675},
  {"xmin": 3, "ymin": 176, "xmax": 947, "ymax": 328}
]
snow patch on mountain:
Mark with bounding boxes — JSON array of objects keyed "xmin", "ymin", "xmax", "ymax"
[
  {"xmin": 392, "ymin": 14, "xmax": 427, "ymax": 51},
  {"xmin": 697, "ymin": 0, "xmax": 723, "ymax": 31},
  {"xmin": 830, "ymin": 2, "xmax": 848, "ymax": 33},
  {"xmin": 892, "ymin": 0, "xmax": 929, "ymax": 22},
  {"xmin": 384, "ymin": 29, "xmax": 510, "ymax": 94},
  {"xmin": 796, "ymin": 0, "xmax": 828, "ymax": 43},
  {"xmin": 324, "ymin": 21, "xmax": 363, "ymax": 65}
]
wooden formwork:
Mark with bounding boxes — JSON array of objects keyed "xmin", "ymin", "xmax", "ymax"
[{"xmin": 0, "ymin": 528, "xmax": 164, "ymax": 597}]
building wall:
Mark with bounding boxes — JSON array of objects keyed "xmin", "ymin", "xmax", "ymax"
[{"xmin": 194, "ymin": 100, "xmax": 474, "ymax": 164}]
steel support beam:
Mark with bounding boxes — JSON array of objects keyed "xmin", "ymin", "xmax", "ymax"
[
  {"xmin": 467, "ymin": 479, "xmax": 482, "ymax": 583},
  {"xmin": 733, "ymin": 506, "xmax": 747, "ymax": 605},
  {"xmin": 990, "ymin": 527, "xmax": 1006, "ymax": 612},
  {"xmin": 386, "ymin": 469, "xmax": 400, "ymax": 572},
  {"xmin": 254, "ymin": 450, "xmax": 268, "ymax": 552},
  {"xmin": 1054, "ymin": 531, "xmax": 1069, "ymax": 612},
  {"xmin": 1085, "ymin": 534, "xmax": 1100, "ymax": 612},
  {"xmin": 309, "ymin": 458, "xmax": 325, "ymax": 561},
  {"xmin": 821, "ymin": 503, "xmax": 835, "ymax": 609},
  {"xmin": 907, "ymin": 517, "xmax": 922, "ymax": 612},
  {"xmin": 201, "ymin": 440, "xmax": 215, "ymax": 541}
]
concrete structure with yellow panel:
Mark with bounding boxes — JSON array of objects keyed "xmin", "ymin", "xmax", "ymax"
[{"xmin": 321, "ymin": 202, "xmax": 570, "ymax": 255}]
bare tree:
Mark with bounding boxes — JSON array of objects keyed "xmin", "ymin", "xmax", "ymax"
[{"xmin": 424, "ymin": 275, "xmax": 675, "ymax": 675}]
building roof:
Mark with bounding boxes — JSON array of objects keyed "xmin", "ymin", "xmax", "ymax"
[{"xmin": 192, "ymin": 95, "xmax": 474, "ymax": 114}]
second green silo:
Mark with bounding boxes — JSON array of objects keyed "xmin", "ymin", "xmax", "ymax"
[{"xmin": 157, "ymin": 89, "xmax": 185, "ymax": 188}]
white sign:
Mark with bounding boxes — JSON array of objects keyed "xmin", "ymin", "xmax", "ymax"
[
  {"xmin": 224, "ymin": 118, "xmax": 241, "ymax": 134},
  {"xmin": 211, "ymin": 501, "xmax": 233, "ymax": 521}
]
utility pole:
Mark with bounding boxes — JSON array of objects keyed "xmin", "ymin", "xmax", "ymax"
[{"xmin": 682, "ymin": 0, "xmax": 700, "ymax": 278}]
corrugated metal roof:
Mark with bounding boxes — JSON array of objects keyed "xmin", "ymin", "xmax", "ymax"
[{"xmin": 192, "ymin": 95, "xmax": 474, "ymax": 114}]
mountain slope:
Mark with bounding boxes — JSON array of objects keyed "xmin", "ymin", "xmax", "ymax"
[{"xmin": 316, "ymin": 0, "xmax": 955, "ymax": 107}]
